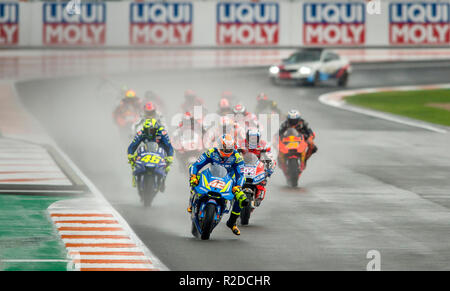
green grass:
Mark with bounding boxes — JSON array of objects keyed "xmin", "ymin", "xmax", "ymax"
[
  {"xmin": 0, "ymin": 195, "xmax": 69, "ymax": 271},
  {"xmin": 345, "ymin": 89, "xmax": 450, "ymax": 127}
]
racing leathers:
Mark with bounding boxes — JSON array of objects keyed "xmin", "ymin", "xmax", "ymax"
[
  {"xmin": 238, "ymin": 139, "xmax": 276, "ymax": 205},
  {"xmin": 127, "ymin": 122, "xmax": 174, "ymax": 191},
  {"xmin": 278, "ymin": 118, "xmax": 317, "ymax": 169},
  {"xmin": 189, "ymin": 148, "xmax": 248, "ymax": 235}
]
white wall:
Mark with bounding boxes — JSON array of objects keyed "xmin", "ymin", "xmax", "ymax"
[{"xmin": 0, "ymin": 0, "xmax": 448, "ymax": 47}]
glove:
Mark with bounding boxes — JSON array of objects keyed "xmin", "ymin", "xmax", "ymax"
[
  {"xmin": 165, "ymin": 165, "xmax": 171, "ymax": 173},
  {"xmin": 232, "ymin": 186, "xmax": 242, "ymax": 194},
  {"xmin": 190, "ymin": 174, "xmax": 199, "ymax": 187},
  {"xmin": 128, "ymin": 154, "xmax": 137, "ymax": 165},
  {"xmin": 166, "ymin": 156, "xmax": 173, "ymax": 165},
  {"xmin": 234, "ymin": 189, "xmax": 249, "ymax": 208}
]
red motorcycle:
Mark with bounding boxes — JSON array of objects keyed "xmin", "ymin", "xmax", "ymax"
[
  {"xmin": 240, "ymin": 153, "xmax": 268, "ymax": 225},
  {"xmin": 278, "ymin": 128, "xmax": 308, "ymax": 187}
]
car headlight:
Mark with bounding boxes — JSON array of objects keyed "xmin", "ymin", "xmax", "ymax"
[
  {"xmin": 299, "ymin": 66, "xmax": 312, "ymax": 75},
  {"xmin": 269, "ymin": 66, "xmax": 279, "ymax": 74}
]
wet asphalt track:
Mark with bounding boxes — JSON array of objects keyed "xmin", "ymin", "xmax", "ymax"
[{"xmin": 16, "ymin": 60, "xmax": 450, "ymax": 270}]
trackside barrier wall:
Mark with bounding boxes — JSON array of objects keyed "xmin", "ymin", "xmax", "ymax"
[{"xmin": 1, "ymin": 0, "xmax": 449, "ymax": 47}]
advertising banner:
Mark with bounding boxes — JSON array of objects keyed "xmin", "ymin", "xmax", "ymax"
[
  {"xmin": 303, "ymin": 2, "xmax": 366, "ymax": 45},
  {"xmin": 130, "ymin": 2, "xmax": 193, "ymax": 45},
  {"xmin": 389, "ymin": 2, "xmax": 449, "ymax": 45},
  {"xmin": 42, "ymin": 2, "xmax": 106, "ymax": 45},
  {"xmin": 0, "ymin": 2, "xmax": 19, "ymax": 45},
  {"xmin": 216, "ymin": 2, "xmax": 279, "ymax": 45}
]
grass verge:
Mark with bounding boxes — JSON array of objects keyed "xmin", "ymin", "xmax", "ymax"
[{"xmin": 345, "ymin": 89, "xmax": 450, "ymax": 127}]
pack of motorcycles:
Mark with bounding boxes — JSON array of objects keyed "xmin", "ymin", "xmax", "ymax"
[{"xmin": 114, "ymin": 95, "xmax": 310, "ymax": 240}]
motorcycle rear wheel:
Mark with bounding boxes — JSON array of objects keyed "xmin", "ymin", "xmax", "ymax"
[{"xmin": 201, "ymin": 204, "xmax": 216, "ymax": 240}]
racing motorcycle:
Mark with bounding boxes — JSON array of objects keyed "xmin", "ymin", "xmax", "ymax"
[
  {"xmin": 190, "ymin": 165, "xmax": 235, "ymax": 240},
  {"xmin": 134, "ymin": 142, "xmax": 167, "ymax": 207},
  {"xmin": 240, "ymin": 153, "xmax": 267, "ymax": 225},
  {"xmin": 278, "ymin": 128, "xmax": 308, "ymax": 187}
]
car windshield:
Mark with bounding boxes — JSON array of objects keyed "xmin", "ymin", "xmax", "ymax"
[
  {"xmin": 285, "ymin": 50, "xmax": 321, "ymax": 63},
  {"xmin": 210, "ymin": 165, "xmax": 228, "ymax": 178}
]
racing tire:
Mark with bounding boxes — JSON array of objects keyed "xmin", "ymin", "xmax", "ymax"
[
  {"xmin": 337, "ymin": 71, "xmax": 349, "ymax": 87},
  {"xmin": 191, "ymin": 221, "xmax": 199, "ymax": 238},
  {"xmin": 201, "ymin": 204, "xmax": 216, "ymax": 240},
  {"xmin": 287, "ymin": 158, "xmax": 300, "ymax": 187},
  {"xmin": 143, "ymin": 174, "xmax": 157, "ymax": 208}
]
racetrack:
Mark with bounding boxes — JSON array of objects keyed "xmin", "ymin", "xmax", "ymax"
[{"xmin": 16, "ymin": 60, "xmax": 450, "ymax": 270}]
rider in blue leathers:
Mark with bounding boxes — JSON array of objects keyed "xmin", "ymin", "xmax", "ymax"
[
  {"xmin": 188, "ymin": 134, "xmax": 249, "ymax": 236},
  {"xmin": 127, "ymin": 118, "xmax": 174, "ymax": 191}
]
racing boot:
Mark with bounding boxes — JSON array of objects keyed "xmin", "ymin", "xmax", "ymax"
[
  {"xmin": 305, "ymin": 144, "xmax": 318, "ymax": 167},
  {"xmin": 226, "ymin": 213, "xmax": 241, "ymax": 236},
  {"xmin": 187, "ymin": 190, "xmax": 195, "ymax": 213},
  {"xmin": 132, "ymin": 175, "xmax": 136, "ymax": 188}
]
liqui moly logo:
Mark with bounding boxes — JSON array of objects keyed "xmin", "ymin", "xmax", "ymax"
[
  {"xmin": 130, "ymin": 3, "xmax": 193, "ymax": 45},
  {"xmin": 0, "ymin": 3, "xmax": 19, "ymax": 45},
  {"xmin": 217, "ymin": 2, "xmax": 279, "ymax": 45},
  {"xmin": 43, "ymin": 3, "xmax": 106, "ymax": 45},
  {"xmin": 303, "ymin": 2, "xmax": 365, "ymax": 45},
  {"xmin": 389, "ymin": 3, "xmax": 449, "ymax": 45}
]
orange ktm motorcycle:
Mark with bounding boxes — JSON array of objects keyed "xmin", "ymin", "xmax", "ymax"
[{"xmin": 278, "ymin": 128, "xmax": 308, "ymax": 187}]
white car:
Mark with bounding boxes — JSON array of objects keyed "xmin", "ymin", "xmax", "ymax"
[{"xmin": 269, "ymin": 48, "xmax": 351, "ymax": 87}]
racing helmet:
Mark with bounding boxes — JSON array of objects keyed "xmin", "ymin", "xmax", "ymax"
[
  {"xmin": 125, "ymin": 89, "xmax": 136, "ymax": 98},
  {"xmin": 219, "ymin": 98, "xmax": 230, "ymax": 109},
  {"xmin": 233, "ymin": 103, "xmax": 247, "ymax": 115},
  {"xmin": 218, "ymin": 134, "xmax": 235, "ymax": 158},
  {"xmin": 287, "ymin": 109, "xmax": 302, "ymax": 127},
  {"xmin": 142, "ymin": 118, "xmax": 159, "ymax": 137},
  {"xmin": 143, "ymin": 102, "xmax": 156, "ymax": 117},
  {"xmin": 246, "ymin": 128, "xmax": 261, "ymax": 150}
]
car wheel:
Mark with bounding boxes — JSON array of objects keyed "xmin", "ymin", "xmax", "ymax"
[
  {"xmin": 337, "ymin": 71, "xmax": 349, "ymax": 87},
  {"xmin": 312, "ymin": 71, "xmax": 320, "ymax": 87}
]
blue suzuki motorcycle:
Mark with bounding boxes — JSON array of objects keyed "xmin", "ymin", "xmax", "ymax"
[
  {"xmin": 134, "ymin": 142, "xmax": 167, "ymax": 207},
  {"xmin": 190, "ymin": 165, "xmax": 235, "ymax": 240}
]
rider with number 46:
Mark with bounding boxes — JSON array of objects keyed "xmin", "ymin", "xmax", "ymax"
[
  {"xmin": 188, "ymin": 134, "xmax": 249, "ymax": 236},
  {"xmin": 128, "ymin": 118, "xmax": 174, "ymax": 192}
]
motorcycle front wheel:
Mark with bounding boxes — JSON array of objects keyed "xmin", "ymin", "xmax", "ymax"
[
  {"xmin": 287, "ymin": 158, "xmax": 300, "ymax": 187},
  {"xmin": 143, "ymin": 174, "xmax": 158, "ymax": 208},
  {"xmin": 201, "ymin": 204, "xmax": 216, "ymax": 240}
]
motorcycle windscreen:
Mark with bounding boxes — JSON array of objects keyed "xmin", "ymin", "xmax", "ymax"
[
  {"xmin": 243, "ymin": 153, "xmax": 259, "ymax": 167},
  {"xmin": 209, "ymin": 165, "xmax": 228, "ymax": 179}
]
